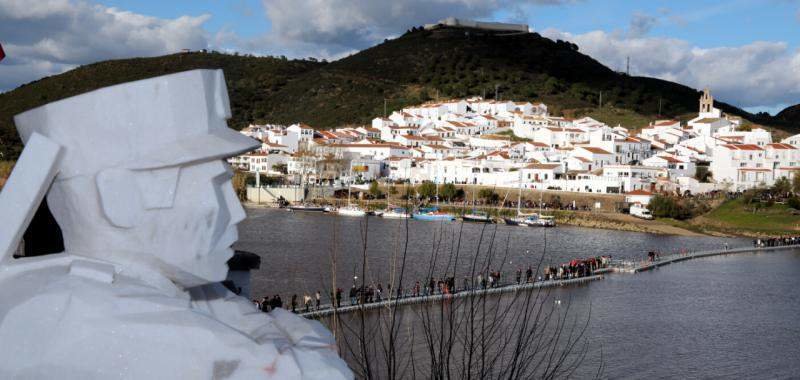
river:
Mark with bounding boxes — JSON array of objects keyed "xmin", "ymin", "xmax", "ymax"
[{"xmin": 234, "ymin": 207, "xmax": 800, "ymax": 378}]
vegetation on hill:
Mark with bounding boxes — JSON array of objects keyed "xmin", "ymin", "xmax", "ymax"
[
  {"xmin": 775, "ymin": 104, "xmax": 800, "ymax": 125},
  {"xmin": 0, "ymin": 26, "xmax": 794, "ymax": 159},
  {"xmin": 693, "ymin": 198, "xmax": 799, "ymax": 236},
  {"xmin": 0, "ymin": 53, "xmax": 322, "ymax": 159}
]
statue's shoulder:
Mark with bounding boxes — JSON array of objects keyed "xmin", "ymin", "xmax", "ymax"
[
  {"xmin": 0, "ymin": 254, "xmax": 191, "ymax": 321},
  {"xmin": 0, "ymin": 255, "xmax": 296, "ymax": 378}
]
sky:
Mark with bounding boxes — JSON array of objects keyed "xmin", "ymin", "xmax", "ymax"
[{"xmin": 1, "ymin": 0, "xmax": 799, "ymax": 115}]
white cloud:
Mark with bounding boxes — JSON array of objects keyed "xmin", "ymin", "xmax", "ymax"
[
  {"xmin": 0, "ymin": 0, "xmax": 210, "ymax": 91},
  {"xmin": 542, "ymin": 28, "xmax": 800, "ymax": 110},
  {"xmin": 260, "ymin": 0, "xmax": 575, "ymax": 55}
]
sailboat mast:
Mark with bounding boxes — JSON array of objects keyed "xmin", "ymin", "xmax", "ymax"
[
  {"xmin": 517, "ymin": 168, "xmax": 522, "ymax": 216},
  {"xmin": 347, "ymin": 167, "xmax": 352, "ymax": 206}
]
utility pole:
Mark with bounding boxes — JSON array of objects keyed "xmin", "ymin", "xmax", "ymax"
[
  {"xmin": 383, "ymin": 99, "xmax": 387, "ymax": 118},
  {"xmin": 494, "ymin": 84, "xmax": 500, "ymax": 100},
  {"xmin": 658, "ymin": 97, "xmax": 662, "ymax": 116},
  {"xmin": 626, "ymin": 56, "xmax": 630, "ymax": 76},
  {"xmin": 599, "ymin": 91, "xmax": 603, "ymax": 109}
]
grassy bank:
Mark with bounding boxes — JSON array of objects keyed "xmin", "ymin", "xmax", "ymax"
[{"xmin": 688, "ymin": 198, "xmax": 799, "ymax": 237}]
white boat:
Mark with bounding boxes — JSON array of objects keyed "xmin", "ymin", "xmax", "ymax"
[
  {"xmin": 337, "ymin": 169, "xmax": 366, "ymax": 217},
  {"xmin": 381, "ymin": 207, "xmax": 410, "ymax": 219},
  {"xmin": 462, "ymin": 211, "xmax": 493, "ymax": 223},
  {"xmin": 505, "ymin": 213, "xmax": 539, "ymax": 226},
  {"xmin": 337, "ymin": 205, "xmax": 367, "ymax": 217},
  {"xmin": 288, "ymin": 203, "xmax": 326, "ymax": 212},
  {"xmin": 537, "ymin": 215, "xmax": 556, "ymax": 227}
]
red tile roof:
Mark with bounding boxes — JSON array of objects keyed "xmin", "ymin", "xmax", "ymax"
[
  {"xmin": 766, "ymin": 143, "xmax": 797, "ymax": 150},
  {"xmin": 625, "ymin": 189, "xmax": 653, "ymax": 196},
  {"xmin": 721, "ymin": 144, "xmax": 763, "ymax": 151},
  {"xmin": 580, "ymin": 147, "xmax": 613, "ymax": 155}
]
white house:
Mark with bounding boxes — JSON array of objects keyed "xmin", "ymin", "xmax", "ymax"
[
  {"xmin": 710, "ymin": 144, "xmax": 770, "ymax": 190},
  {"xmin": 642, "ymin": 154, "xmax": 696, "ymax": 178},
  {"xmin": 625, "ymin": 189, "xmax": 654, "ymax": 205}
]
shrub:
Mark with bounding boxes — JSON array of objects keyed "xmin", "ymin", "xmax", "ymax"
[
  {"xmin": 647, "ymin": 194, "xmax": 706, "ymax": 220},
  {"xmin": 788, "ymin": 196, "xmax": 800, "ymax": 210}
]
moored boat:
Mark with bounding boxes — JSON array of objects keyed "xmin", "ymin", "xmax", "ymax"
[
  {"xmin": 412, "ymin": 207, "xmax": 455, "ymax": 221},
  {"xmin": 462, "ymin": 211, "xmax": 493, "ymax": 223},
  {"xmin": 288, "ymin": 203, "xmax": 326, "ymax": 212},
  {"xmin": 537, "ymin": 215, "xmax": 556, "ymax": 227},
  {"xmin": 382, "ymin": 207, "xmax": 411, "ymax": 219},
  {"xmin": 337, "ymin": 205, "xmax": 367, "ymax": 217}
]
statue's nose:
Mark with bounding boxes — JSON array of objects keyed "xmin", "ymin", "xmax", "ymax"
[{"xmin": 224, "ymin": 182, "xmax": 246, "ymax": 225}]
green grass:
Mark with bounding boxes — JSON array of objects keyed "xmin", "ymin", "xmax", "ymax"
[
  {"xmin": 495, "ymin": 130, "xmax": 531, "ymax": 142},
  {"xmin": 702, "ymin": 198, "xmax": 799, "ymax": 235},
  {"xmin": 565, "ymin": 106, "xmax": 652, "ymax": 129}
]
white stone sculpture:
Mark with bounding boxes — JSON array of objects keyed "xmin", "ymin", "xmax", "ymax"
[{"xmin": 0, "ymin": 69, "xmax": 352, "ymax": 379}]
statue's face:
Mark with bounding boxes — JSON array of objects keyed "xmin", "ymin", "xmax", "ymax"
[{"xmin": 139, "ymin": 160, "xmax": 244, "ymax": 287}]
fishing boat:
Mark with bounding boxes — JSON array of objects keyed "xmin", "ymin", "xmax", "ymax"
[
  {"xmin": 381, "ymin": 207, "xmax": 410, "ymax": 219},
  {"xmin": 288, "ymin": 203, "xmax": 326, "ymax": 212},
  {"xmin": 462, "ymin": 211, "xmax": 493, "ymax": 223},
  {"xmin": 412, "ymin": 207, "xmax": 455, "ymax": 221},
  {"xmin": 337, "ymin": 205, "xmax": 367, "ymax": 217}
]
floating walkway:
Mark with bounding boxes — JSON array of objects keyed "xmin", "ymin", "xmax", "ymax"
[
  {"xmin": 298, "ymin": 244, "xmax": 799, "ymax": 319},
  {"xmin": 300, "ymin": 275, "xmax": 602, "ymax": 318},
  {"xmin": 604, "ymin": 244, "xmax": 798, "ymax": 274}
]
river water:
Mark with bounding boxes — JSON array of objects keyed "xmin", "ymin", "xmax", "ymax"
[{"xmin": 234, "ymin": 208, "xmax": 800, "ymax": 378}]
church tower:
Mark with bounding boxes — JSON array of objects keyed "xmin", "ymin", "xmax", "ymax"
[{"xmin": 700, "ymin": 88, "xmax": 713, "ymax": 114}]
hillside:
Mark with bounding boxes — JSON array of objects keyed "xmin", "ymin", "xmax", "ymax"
[
  {"xmin": 776, "ymin": 104, "xmax": 800, "ymax": 125},
  {"xmin": 0, "ymin": 26, "xmax": 791, "ymax": 159}
]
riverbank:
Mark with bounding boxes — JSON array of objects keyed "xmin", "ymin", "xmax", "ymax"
[
  {"xmin": 243, "ymin": 201, "xmax": 708, "ymax": 237},
  {"xmin": 553, "ymin": 210, "xmax": 708, "ymax": 236}
]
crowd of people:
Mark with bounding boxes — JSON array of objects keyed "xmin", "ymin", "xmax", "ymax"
[
  {"xmin": 252, "ymin": 255, "xmax": 610, "ymax": 314},
  {"xmin": 541, "ymin": 256, "xmax": 610, "ymax": 281},
  {"xmin": 754, "ymin": 236, "xmax": 800, "ymax": 247}
]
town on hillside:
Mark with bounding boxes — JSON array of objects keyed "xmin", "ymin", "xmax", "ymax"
[{"xmin": 229, "ymin": 89, "xmax": 800, "ymax": 207}]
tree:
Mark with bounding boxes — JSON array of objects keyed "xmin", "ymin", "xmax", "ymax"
[
  {"xmin": 477, "ymin": 188, "xmax": 499, "ymax": 204},
  {"xmin": 417, "ymin": 182, "xmax": 437, "ymax": 200},
  {"xmin": 232, "ymin": 170, "xmax": 248, "ymax": 201},
  {"xmin": 647, "ymin": 194, "xmax": 697, "ymax": 220},
  {"xmin": 388, "ymin": 185, "xmax": 398, "ymax": 197},
  {"xmin": 368, "ymin": 181, "xmax": 383, "ymax": 199},
  {"xmin": 772, "ymin": 177, "xmax": 791, "ymax": 196},
  {"xmin": 793, "ymin": 175, "xmax": 800, "ymax": 194},
  {"xmin": 439, "ymin": 183, "xmax": 457, "ymax": 202},
  {"xmin": 694, "ymin": 166, "xmax": 712, "ymax": 183}
]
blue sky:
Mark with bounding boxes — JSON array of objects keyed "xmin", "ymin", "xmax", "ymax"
[{"xmin": 1, "ymin": 0, "xmax": 799, "ymax": 113}]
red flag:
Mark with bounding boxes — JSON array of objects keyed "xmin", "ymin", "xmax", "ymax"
[{"xmin": 0, "ymin": 43, "xmax": 5, "ymax": 62}]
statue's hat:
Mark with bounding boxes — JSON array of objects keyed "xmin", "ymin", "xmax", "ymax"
[{"xmin": 13, "ymin": 69, "xmax": 259, "ymax": 179}]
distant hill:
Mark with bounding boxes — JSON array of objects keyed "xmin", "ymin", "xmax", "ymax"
[
  {"xmin": 775, "ymin": 104, "xmax": 800, "ymax": 126},
  {"xmin": 0, "ymin": 25, "xmax": 793, "ymax": 159}
]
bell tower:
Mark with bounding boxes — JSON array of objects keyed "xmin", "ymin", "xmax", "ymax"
[{"xmin": 700, "ymin": 88, "xmax": 713, "ymax": 114}]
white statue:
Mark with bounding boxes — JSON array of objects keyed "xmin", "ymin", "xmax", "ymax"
[{"xmin": 0, "ymin": 70, "xmax": 352, "ymax": 379}]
